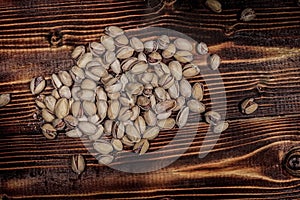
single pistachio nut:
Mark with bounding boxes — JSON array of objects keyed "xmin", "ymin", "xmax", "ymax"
[
  {"xmin": 70, "ymin": 66, "xmax": 85, "ymax": 83},
  {"xmin": 187, "ymin": 99, "xmax": 205, "ymax": 113},
  {"xmin": 144, "ymin": 40, "xmax": 158, "ymax": 53},
  {"xmin": 89, "ymin": 42, "xmax": 106, "ymax": 56},
  {"xmin": 197, "ymin": 42, "xmax": 209, "ymax": 55},
  {"xmin": 116, "ymin": 46, "xmax": 134, "ymax": 59},
  {"xmin": 101, "ymin": 35, "xmax": 115, "ymax": 52},
  {"xmin": 205, "ymin": 0, "xmax": 222, "ymax": 13},
  {"xmin": 0, "ymin": 94, "xmax": 10, "ymax": 107},
  {"xmin": 155, "ymin": 100, "xmax": 176, "ymax": 114},
  {"xmin": 110, "ymin": 59, "xmax": 121, "ymax": 74},
  {"xmin": 112, "ymin": 121, "xmax": 125, "ymax": 139},
  {"xmin": 192, "ymin": 83, "xmax": 204, "ymax": 101},
  {"xmin": 30, "ymin": 76, "xmax": 46, "ymax": 95},
  {"xmin": 51, "ymin": 89, "xmax": 60, "ymax": 99},
  {"xmin": 130, "ymin": 61, "xmax": 149, "ymax": 75},
  {"xmin": 41, "ymin": 123, "xmax": 57, "ymax": 140},
  {"xmin": 78, "ymin": 121, "xmax": 98, "ymax": 136},
  {"xmin": 107, "ymin": 100, "xmax": 120, "ymax": 120},
  {"xmin": 142, "ymin": 126, "xmax": 160, "ymax": 140},
  {"xmin": 66, "ymin": 128, "xmax": 83, "ymax": 138},
  {"xmin": 157, "ymin": 111, "xmax": 172, "ymax": 120},
  {"xmin": 71, "ymin": 154, "xmax": 85, "ymax": 175},
  {"xmin": 54, "ymin": 98, "xmax": 69, "ymax": 119},
  {"xmin": 204, "ymin": 111, "xmax": 221, "ymax": 125},
  {"xmin": 118, "ymin": 107, "xmax": 132, "ymax": 122},
  {"xmin": 157, "ymin": 118, "xmax": 176, "ymax": 130},
  {"xmin": 58, "ymin": 86, "xmax": 71, "ymax": 99},
  {"xmin": 148, "ymin": 52, "xmax": 162, "ymax": 65},
  {"xmin": 77, "ymin": 89, "xmax": 95, "ymax": 102},
  {"xmin": 212, "ymin": 121, "xmax": 229, "ymax": 134},
  {"xmin": 137, "ymin": 96, "xmax": 151, "ymax": 111},
  {"xmin": 240, "ymin": 8, "xmax": 256, "ymax": 22},
  {"xmin": 35, "ymin": 95, "xmax": 46, "ymax": 109},
  {"xmin": 52, "ymin": 118, "xmax": 65, "ymax": 131},
  {"xmin": 96, "ymin": 87, "xmax": 107, "ymax": 101},
  {"xmin": 133, "ymin": 139, "xmax": 150, "ymax": 155},
  {"xmin": 58, "ymin": 71, "xmax": 73, "ymax": 87},
  {"xmin": 208, "ymin": 54, "xmax": 221, "ymax": 70},
  {"xmin": 71, "ymin": 45, "xmax": 85, "ymax": 60},
  {"xmin": 144, "ymin": 110, "xmax": 157, "ymax": 127},
  {"xmin": 81, "ymin": 78, "xmax": 97, "ymax": 90},
  {"xmin": 157, "ymin": 35, "xmax": 170, "ymax": 50},
  {"xmin": 94, "ymin": 140, "xmax": 114, "ymax": 155},
  {"xmin": 97, "ymin": 154, "xmax": 114, "ymax": 165},
  {"xmin": 130, "ymin": 36, "xmax": 144, "ymax": 52},
  {"xmin": 176, "ymin": 106, "xmax": 189, "ymax": 128},
  {"xmin": 77, "ymin": 52, "xmax": 93, "ymax": 68},
  {"xmin": 71, "ymin": 101, "xmax": 83, "ymax": 118},
  {"xmin": 44, "ymin": 95, "xmax": 56, "ymax": 112},
  {"xmin": 179, "ymin": 79, "xmax": 192, "ymax": 98},
  {"xmin": 115, "ymin": 34, "xmax": 129, "ymax": 47},
  {"xmin": 134, "ymin": 116, "xmax": 146, "ymax": 134},
  {"xmin": 105, "ymin": 26, "xmax": 124, "ymax": 38},
  {"xmin": 241, "ymin": 98, "xmax": 258, "ymax": 114},
  {"xmin": 64, "ymin": 115, "xmax": 79, "ymax": 129},
  {"xmin": 125, "ymin": 124, "xmax": 141, "ymax": 143},
  {"xmin": 89, "ymin": 125, "xmax": 104, "ymax": 141},
  {"xmin": 162, "ymin": 43, "xmax": 176, "ymax": 59},
  {"xmin": 82, "ymin": 101, "xmax": 97, "ymax": 116},
  {"xmin": 111, "ymin": 138, "xmax": 123, "ymax": 151},
  {"xmin": 174, "ymin": 51, "xmax": 193, "ymax": 63},
  {"xmin": 174, "ymin": 38, "xmax": 193, "ymax": 51},
  {"xmin": 42, "ymin": 109, "xmax": 55, "ymax": 122},
  {"xmin": 104, "ymin": 119, "xmax": 114, "ymax": 135},
  {"xmin": 173, "ymin": 96, "xmax": 186, "ymax": 111},
  {"xmin": 121, "ymin": 135, "xmax": 135, "ymax": 146},
  {"xmin": 182, "ymin": 63, "xmax": 200, "ymax": 78},
  {"xmin": 51, "ymin": 74, "xmax": 62, "ymax": 89},
  {"xmin": 169, "ymin": 61, "xmax": 182, "ymax": 81},
  {"xmin": 96, "ymin": 100, "xmax": 108, "ymax": 122}
]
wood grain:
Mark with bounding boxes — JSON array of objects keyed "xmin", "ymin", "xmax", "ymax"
[{"xmin": 0, "ymin": 0, "xmax": 300, "ymax": 199}]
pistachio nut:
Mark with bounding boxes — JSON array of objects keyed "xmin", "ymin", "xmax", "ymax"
[{"xmin": 30, "ymin": 76, "xmax": 46, "ymax": 95}]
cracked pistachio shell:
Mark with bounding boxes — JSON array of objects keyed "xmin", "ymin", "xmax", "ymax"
[
  {"xmin": 71, "ymin": 154, "xmax": 85, "ymax": 175},
  {"xmin": 41, "ymin": 123, "xmax": 57, "ymax": 140},
  {"xmin": 30, "ymin": 76, "xmax": 46, "ymax": 95},
  {"xmin": 205, "ymin": 111, "xmax": 221, "ymax": 125}
]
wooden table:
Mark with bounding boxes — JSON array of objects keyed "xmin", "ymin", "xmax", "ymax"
[{"xmin": 1, "ymin": 0, "xmax": 300, "ymax": 199}]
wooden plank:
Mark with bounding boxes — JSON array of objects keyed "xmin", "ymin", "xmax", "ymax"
[{"xmin": 1, "ymin": 115, "xmax": 300, "ymax": 199}]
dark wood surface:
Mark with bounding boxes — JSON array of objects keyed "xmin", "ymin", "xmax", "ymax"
[{"xmin": 1, "ymin": 0, "xmax": 300, "ymax": 199}]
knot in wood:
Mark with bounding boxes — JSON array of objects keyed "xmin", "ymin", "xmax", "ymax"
[{"xmin": 283, "ymin": 146, "xmax": 300, "ymax": 177}]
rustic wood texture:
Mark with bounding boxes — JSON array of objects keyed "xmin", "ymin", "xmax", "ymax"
[{"xmin": 1, "ymin": 0, "xmax": 300, "ymax": 199}]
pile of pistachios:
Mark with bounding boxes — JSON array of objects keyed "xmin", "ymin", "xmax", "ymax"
[{"xmin": 30, "ymin": 26, "xmax": 229, "ymax": 168}]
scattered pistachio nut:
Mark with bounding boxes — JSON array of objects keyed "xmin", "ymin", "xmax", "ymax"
[
  {"xmin": 240, "ymin": 8, "xmax": 256, "ymax": 22},
  {"xmin": 205, "ymin": 0, "xmax": 222, "ymax": 13},
  {"xmin": 241, "ymin": 98, "xmax": 258, "ymax": 114},
  {"xmin": 71, "ymin": 154, "xmax": 85, "ymax": 175},
  {"xmin": 0, "ymin": 94, "xmax": 10, "ymax": 107}
]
